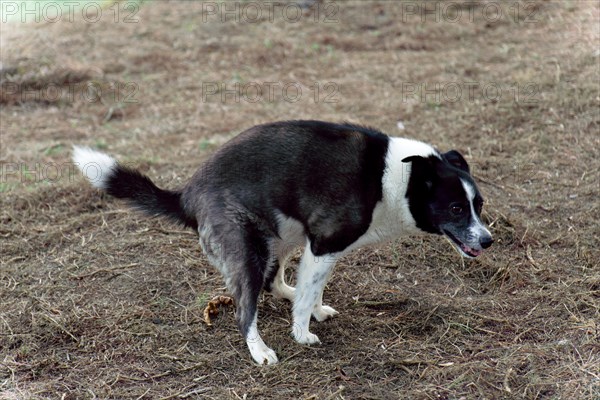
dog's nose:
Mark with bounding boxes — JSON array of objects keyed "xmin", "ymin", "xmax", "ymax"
[{"xmin": 480, "ymin": 236, "xmax": 494, "ymax": 249}]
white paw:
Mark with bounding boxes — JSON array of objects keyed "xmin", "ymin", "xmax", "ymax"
[
  {"xmin": 312, "ymin": 305, "xmax": 339, "ymax": 322},
  {"xmin": 248, "ymin": 341, "xmax": 278, "ymax": 365},
  {"xmin": 293, "ymin": 329, "xmax": 321, "ymax": 345}
]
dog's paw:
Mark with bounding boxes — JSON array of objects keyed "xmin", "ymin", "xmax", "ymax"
[
  {"xmin": 249, "ymin": 344, "xmax": 278, "ymax": 365},
  {"xmin": 312, "ymin": 305, "xmax": 339, "ymax": 322},
  {"xmin": 293, "ymin": 329, "xmax": 321, "ymax": 345}
]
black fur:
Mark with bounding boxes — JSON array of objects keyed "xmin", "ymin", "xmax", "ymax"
[
  {"xmin": 104, "ymin": 165, "xmax": 198, "ymax": 230},
  {"xmin": 263, "ymin": 259, "xmax": 280, "ymax": 293},
  {"xmin": 183, "ymin": 120, "xmax": 389, "ymax": 256},
  {"xmin": 402, "ymin": 155, "xmax": 441, "ymax": 234},
  {"xmin": 402, "ymin": 153, "xmax": 484, "ymax": 237},
  {"xmin": 182, "ymin": 121, "xmax": 390, "ymax": 302},
  {"xmin": 443, "ymin": 150, "xmax": 470, "ymax": 173}
]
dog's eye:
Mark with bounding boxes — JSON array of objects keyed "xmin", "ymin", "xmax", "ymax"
[{"xmin": 451, "ymin": 205, "xmax": 463, "ymax": 215}]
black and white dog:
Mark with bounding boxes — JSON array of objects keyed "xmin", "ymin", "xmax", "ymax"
[{"xmin": 73, "ymin": 120, "xmax": 493, "ymax": 365}]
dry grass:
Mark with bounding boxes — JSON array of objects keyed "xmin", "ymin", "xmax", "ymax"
[{"xmin": 1, "ymin": 1, "xmax": 599, "ymax": 398}]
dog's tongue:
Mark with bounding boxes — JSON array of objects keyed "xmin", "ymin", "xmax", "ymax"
[{"xmin": 461, "ymin": 244, "xmax": 482, "ymax": 257}]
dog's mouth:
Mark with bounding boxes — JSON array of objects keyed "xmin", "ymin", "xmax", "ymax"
[{"xmin": 443, "ymin": 230, "xmax": 481, "ymax": 258}]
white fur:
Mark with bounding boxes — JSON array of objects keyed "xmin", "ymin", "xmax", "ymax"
[
  {"xmin": 269, "ymin": 264, "xmax": 296, "ymax": 301},
  {"xmin": 72, "ymin": 146, "xmax": 116, "ymax": 189},
  {"xmin": 346, "ymin": 137, "xmax": 439, "ymax": 250},
  {"xmin": 461, "ymin": 178, "xmax": 491, "ymax": 241},
  {"xmin": 312, "ymin": 304, "xmax": 339, "ymax": 322},
  {"xmin": 245, "ymin": 314, "xmax": 278, "ymax": 365},
  {"xmin": 269, "ymin": 214, "xmax": 304, "ymax": 301},
  {"xmin": 292, "ymin": 241, "xmax": 340, "ymax": 345}
]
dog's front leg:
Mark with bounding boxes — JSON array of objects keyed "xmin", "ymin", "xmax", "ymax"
[{"xmin": 292, "ymin": 243, "xmax": 339, "ymax": 345}]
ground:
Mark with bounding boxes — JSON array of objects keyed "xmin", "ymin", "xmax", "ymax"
[{"xmin": 1, "ymin": 1, "xmax": 599, "ymax": 399}]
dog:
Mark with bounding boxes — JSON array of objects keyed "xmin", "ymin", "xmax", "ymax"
[{"xmin": 73, "ymin": 120, "xmax": 493, "ymax": 365}]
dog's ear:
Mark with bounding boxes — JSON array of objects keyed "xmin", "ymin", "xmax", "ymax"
[
  {"xmin": 402, "ymin": 155, "xmax": 435, "ymax": 190},
  {"xmin": 443, "ymin": 150, "xmax": 470, "ymax": 173},
  {"xmin": 401, "ymin": 155, "xmax": 425, "ymax": 164}
]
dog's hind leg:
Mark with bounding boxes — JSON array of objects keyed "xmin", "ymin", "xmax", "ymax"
[
  {"xmin": 244, "ymin": 308, "xmax": 278, "ymax": 365},
  {"xmin": 235, "ymin": 235, "xmax": 278, "ymax": 365},
  {"xmin": 200, "ymin": 223, "xmax": 277, "ymax": 365},
  {"xmin": 265, "ymin": 261, "xmax": 296, "ymax": 301},
  {"xmin": 311, "ymin": 272, "xmax": 339, "ymax": 322},
  {"xmin": 264, "ymin": 239, "xmax": 297, "ymax": 301}
]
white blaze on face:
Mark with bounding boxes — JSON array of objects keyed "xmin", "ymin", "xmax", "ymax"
[{"xmin": 460, "ymin": 178, "xmax": 491, "ymax": 244}]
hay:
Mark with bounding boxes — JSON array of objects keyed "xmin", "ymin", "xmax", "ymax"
[{"xmin": 1, "ymin": 1, "xmax": 599, "ymax": 398}]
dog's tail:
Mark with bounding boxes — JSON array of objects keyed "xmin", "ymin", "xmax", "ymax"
[{"xmin": 72, "ymin": 146, "xmax": 197, "ymax": 230}]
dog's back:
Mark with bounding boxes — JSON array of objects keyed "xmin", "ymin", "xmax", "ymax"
[{"xmin": 183, "ymin": 120, "xmax": 390, "ymax": 254}]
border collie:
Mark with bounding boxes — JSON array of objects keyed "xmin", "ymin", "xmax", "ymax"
[{"xmin": 73, "ymin": 120, "xmax": 493, "ymax": 365}]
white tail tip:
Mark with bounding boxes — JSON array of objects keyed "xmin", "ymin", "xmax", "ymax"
[{"xmin": 72, "ymin": 146, "xmax": 117, "ymax": 189}]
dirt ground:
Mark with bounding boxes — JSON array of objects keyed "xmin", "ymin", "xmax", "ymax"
[{"xmin": 1, "ymin": 1, "xmax": 599, "ymax": 399}]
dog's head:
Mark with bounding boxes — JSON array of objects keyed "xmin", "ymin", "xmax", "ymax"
[{"xmin": 403, "ymin": 150, "xmax": 493, "ymax": 258}]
